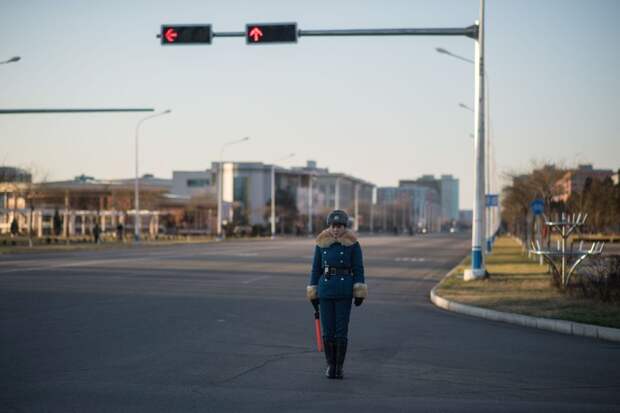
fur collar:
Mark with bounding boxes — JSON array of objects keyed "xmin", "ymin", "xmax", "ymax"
[{"xmin": 316, "ymin": 229, "xmax": 358, "ymax": 248}]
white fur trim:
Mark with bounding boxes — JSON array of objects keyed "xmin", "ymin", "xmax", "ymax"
[
  {"xmin": 306, "ymin": 285, "xmax": 318, "ymax": 300},
  {"xmin": 353, "ymin": 283, "xmax": 368, "ymax": 298}
]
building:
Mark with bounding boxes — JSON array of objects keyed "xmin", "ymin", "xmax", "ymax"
[
  {"xmin": 293, "ymin": 161, "xmax": 375, "ymax": 232},
  {"xmin": 0, "ymin": 167, "xmax": 31, "ymax": 234},
  {"xmin": 0, "ymin": 173, "xmax": 172, "ymax": 237},
  {"xmin": 440, "ymin": 175, "xmax": 459, "ymax": 223},
  {"xmin": 375, "ymin": 184, "xmax": 441, "ymax": 234},
  {"xmin": 171, "ymin": 171, "xmax": 213, "ymax": 198},
  {"xmin": 210, "ymin": 160, "xmax": 376, "ymax": 234},
  {"xmin": 555, "ymin": 164, "xmax": 615, "ymax": 202},
  {"xmin": 399, "ymin": 174, "xmax": 459, "ymax": 226}
]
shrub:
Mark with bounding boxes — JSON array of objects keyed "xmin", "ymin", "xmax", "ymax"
[{"xmin": 571, "ymin": 255, "xmax": 620, "ymax": 303}]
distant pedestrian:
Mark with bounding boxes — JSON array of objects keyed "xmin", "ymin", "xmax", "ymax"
[
  {"xmin": 93, "ymin": 222, "xmax": 101, "ymax": 244},
  {"xmin": 53, "ymin": 210, "xmax": 63, "ymax": 236},
  {"xmin": 10, "ymin": 218, "xmax": 18, "ymax": 237},
  {"xmin": 116, "ymin": 223, "xmax": 124, "ymax": 242},
  {"xmin": 306, "ymin": 209, "xmax": 367, "ymax": 379}
]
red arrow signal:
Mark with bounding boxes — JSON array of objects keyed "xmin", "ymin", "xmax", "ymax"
[
  {"xmin": 245, "ymin": 23, "xmax": 297, "ymax": 45},
  {"xmin": 164, "ymin": 28, "xmax": 178, "ymax": 43},
  {"xmin": 249, "ymin": 27, "xmax": 263, "ymax": 42}
]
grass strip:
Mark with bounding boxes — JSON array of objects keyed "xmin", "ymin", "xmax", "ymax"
[{"xmin": 436, "ymin": 236, "xmax": 620, "ymax": 329}]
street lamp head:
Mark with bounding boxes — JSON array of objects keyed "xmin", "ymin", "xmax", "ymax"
[
  {"xmin": 8, "ymin": 56, "xmax": 20, "ymax": 63},
  {"xmin": 435, "ymin": 47, "xmax": 450, "ymax": 55}
]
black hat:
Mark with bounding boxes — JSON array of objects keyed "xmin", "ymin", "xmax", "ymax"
[{"xmin": 327, "ymin": 210, "xmax": 349, "ymax": 227}]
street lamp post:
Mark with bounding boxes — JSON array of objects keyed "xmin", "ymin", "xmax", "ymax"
[
  {"xmin": 468, "ymin": 0, "xmax": 487, "ymax": 279},
  {"xmin": 270, "ymin": 153, "xmax": 295, "ymax": 239},
  {"xmin": 308, "ymin": 172, "xmax": 314, "ymax": 235},
  {"xmin": 134, "ymin": 109, "xmax": 171, "ymax": 241},
  {"xmin": 436, "ymin": 0, "xmax": 487, "ymax": 279},
  {"xmin": 217, "ymin": 137, "xmax": 250, "ymax": 239},
  {"xmin": 460, "ymin": 100, "xmax": 492, "ymax": 252}
]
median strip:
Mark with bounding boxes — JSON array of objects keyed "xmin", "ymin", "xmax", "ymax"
[{"xmin": 430, "ymin": 236, "xmax": 620, "ymax": 342}]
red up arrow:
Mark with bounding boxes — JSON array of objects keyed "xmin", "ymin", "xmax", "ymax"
[
  {"xmin": 164, "ymin": 28, "xmax": 178, "ymax": 43},
  {"xmin": 249, "ymin": 27, "xmax": 263, "ymax": 42}
]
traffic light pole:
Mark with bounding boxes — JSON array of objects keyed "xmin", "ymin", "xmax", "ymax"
[
  {"xmin": 163, "ymin": 3, "xmax": 487, "ymax": 279},
  {"xmin": 209, "ymin": 26, "xmax": 478, "ymax": 39}
]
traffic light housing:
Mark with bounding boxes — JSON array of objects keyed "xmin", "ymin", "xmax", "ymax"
[
  {"xmin": 246, "ymin": 23, "xmax": 298, "ymax": 45},
  {"xmin": 160, "ymin": 25, "xmax": 212, "ymax": 45}
]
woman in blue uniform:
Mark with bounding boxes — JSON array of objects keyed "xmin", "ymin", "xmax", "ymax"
[{"xmin": 306, "ymin": 210, "xmax": 367, "ymax": 379}]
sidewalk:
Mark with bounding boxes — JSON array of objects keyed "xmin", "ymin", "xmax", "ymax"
[{"xmin": 431, "ymin": 236, "xmax": 620, "ymax": 342}]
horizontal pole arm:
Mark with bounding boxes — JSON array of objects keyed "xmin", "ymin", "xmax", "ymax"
[
  {"xmin": 299, "ymin": 26, "xmax": 476, "ymax": 38},
  {"xmin": 0, "ymin": 108, "xmax": 155, "ymax": 114},
  {"xmin": 213, "ymin": 31, "xmax": 245, "ymax": 37},
  {"xmin": 210, "ymin": 25, "xmax": 478, "ymax": 39}
]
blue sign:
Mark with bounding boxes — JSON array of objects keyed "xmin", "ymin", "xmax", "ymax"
[
  {"xmin": 531, "ymin": 199, "xmax": 544, "ymax": 215},
  {"xmin": 486, "ymin": 194, "xmax": 499, "ymax": 207}
]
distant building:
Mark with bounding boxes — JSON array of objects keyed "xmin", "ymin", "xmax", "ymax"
[
  {"xmin": 440, "ymin": 175, "xmax": 459, "ymax": 222},
  {"xmin": 396, "ymin": 173, "xmax": 459, "ymax": 228},
  {"xmin": 555, "ymin": 164, "xmax": 615, "ymax": 202},
  {"xmin": 210, "ymin": 160, "xmax": 375, "ymax": 234},
  {"xmin": 0, "ymin": 166, "xmax": 32, "ymax": 184},
  {"xmin": 0, "ymin": 167, "xmax": 32, "ymax": 234},
  {"xmin": 171, "ymin": 171, "xmax": 213, "ymax": 198},
  {"xmin": 0, "ymin": 174, "xmax": 172, "ymax": 237},
  {"xmin": 376, "ymin": 182, "xmax": 442, "ymax": 234}
]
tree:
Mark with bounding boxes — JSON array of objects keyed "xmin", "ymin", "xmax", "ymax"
[
  {"xmin": 567, "ymin": 176, "xmax": 619, "ymax": 233},
  {"xmin": 501, "ymin": 162, "xmax": 567, "ymax": 241}
]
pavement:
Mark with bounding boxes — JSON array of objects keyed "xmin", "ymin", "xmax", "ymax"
[{"xmin": 1, "ymin": 233, "xmax": 619, "ymax": 412}]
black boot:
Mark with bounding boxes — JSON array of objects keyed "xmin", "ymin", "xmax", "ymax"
[
  {"xmin": 334, "ymin": 338, "xmax": 348, "ymax": 379},
  {"xmin": 323, "ymin": 338, "xmax": 336, "ymax": 379}
]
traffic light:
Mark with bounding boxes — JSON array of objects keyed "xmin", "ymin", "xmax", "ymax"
[
  {"xmin": 160, "ymin": 25, "xmax": 212, "ymax": 45},
  {"xmin": 246, "ymin": 23, "xmax": 298, "ymax": 45}
]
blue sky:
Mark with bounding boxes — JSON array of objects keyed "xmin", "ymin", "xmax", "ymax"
[{"xmin": 1, "ymin": 0, "xmax": 619, "ymax": 209}]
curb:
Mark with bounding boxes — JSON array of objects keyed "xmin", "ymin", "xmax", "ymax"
[{"xmin": 430, "ymin": 264, "xmax": 620, "ymax": 343}]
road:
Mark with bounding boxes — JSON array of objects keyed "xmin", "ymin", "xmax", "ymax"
[{"xmin": 1, "ymin": 233, "xmax": 619, "ymax": 412}]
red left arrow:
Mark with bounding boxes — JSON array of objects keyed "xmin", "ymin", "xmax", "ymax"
[
  {"xmin": 165, "ymin": 28, "xmax": 178, "ymax": 43},
  {"xmin": 249, "ymin": 27, "xmax": 263, "ymax": 42}
]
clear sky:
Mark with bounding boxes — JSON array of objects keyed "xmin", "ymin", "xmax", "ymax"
[{"xmin": 1, "ymin": 0, "xmax": 619, "ymax": 209}]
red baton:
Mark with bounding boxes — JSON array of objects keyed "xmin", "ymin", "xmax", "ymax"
[{"xmin": 314, "ymin": 311, "xmax": 323, "ymax": 352}]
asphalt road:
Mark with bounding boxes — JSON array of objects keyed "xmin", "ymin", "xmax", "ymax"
[{"xmin": 1, "ymin": 233, "xmax": 619, "ymax": 412}]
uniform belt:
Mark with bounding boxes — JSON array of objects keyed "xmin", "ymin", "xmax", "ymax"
[{"xmin": 324, "ymin": 267, "xmax": 352, "ymax": 276}]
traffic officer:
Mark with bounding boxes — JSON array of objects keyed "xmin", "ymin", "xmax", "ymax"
[{"xmin": 306, "ymin": 209, "xmax": 367, "ymax": 379}]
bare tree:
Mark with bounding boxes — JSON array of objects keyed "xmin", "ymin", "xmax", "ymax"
[{"xmin": 501, "ymin": 161, "xmax": 567, "ymax": 242}]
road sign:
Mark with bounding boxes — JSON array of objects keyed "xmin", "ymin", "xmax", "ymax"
[
  {"xmin": 485, "ymin": 194, "xmax": 498, "ymax": 207},
  {"xmin": 531, "ymin": 199, "xmax": 544, "ymax": 215},
  {"xmin": 160, "ymin": 25, "xmax": 212, "ymax": 45},
  {"xmin": 246, "ymin": 23, "xmax": 297, "ymax": 44}
]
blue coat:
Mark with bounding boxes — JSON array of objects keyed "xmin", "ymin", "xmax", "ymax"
[{"xmin": 307, "ymin": 229, "xmax": 367, "ymax": 300}]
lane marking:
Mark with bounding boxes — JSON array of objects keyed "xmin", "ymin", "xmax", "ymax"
[
  {"xmin": 395, "ymin": 257, "xmax": 426, "ymax": 262},
  {"xmin": 242, "ymin": 275, "xmax": 272, "ymax": 284}
]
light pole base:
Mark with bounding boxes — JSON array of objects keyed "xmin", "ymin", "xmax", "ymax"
[{"xmin": 464, "ymin": 268, "xmax": 486, "ymax": 281}]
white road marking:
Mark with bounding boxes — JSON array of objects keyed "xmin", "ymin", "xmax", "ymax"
[
  {"xmin": 242, "ymin": 275, "xmax": 272, "ymax": 284},
  {"xmin": 395, "ymin": 257, "xmax": 426, "ymax": 262},
  {"xmin": 0, "ymin": 256, "xmax": 153, "ymax": 274}
]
